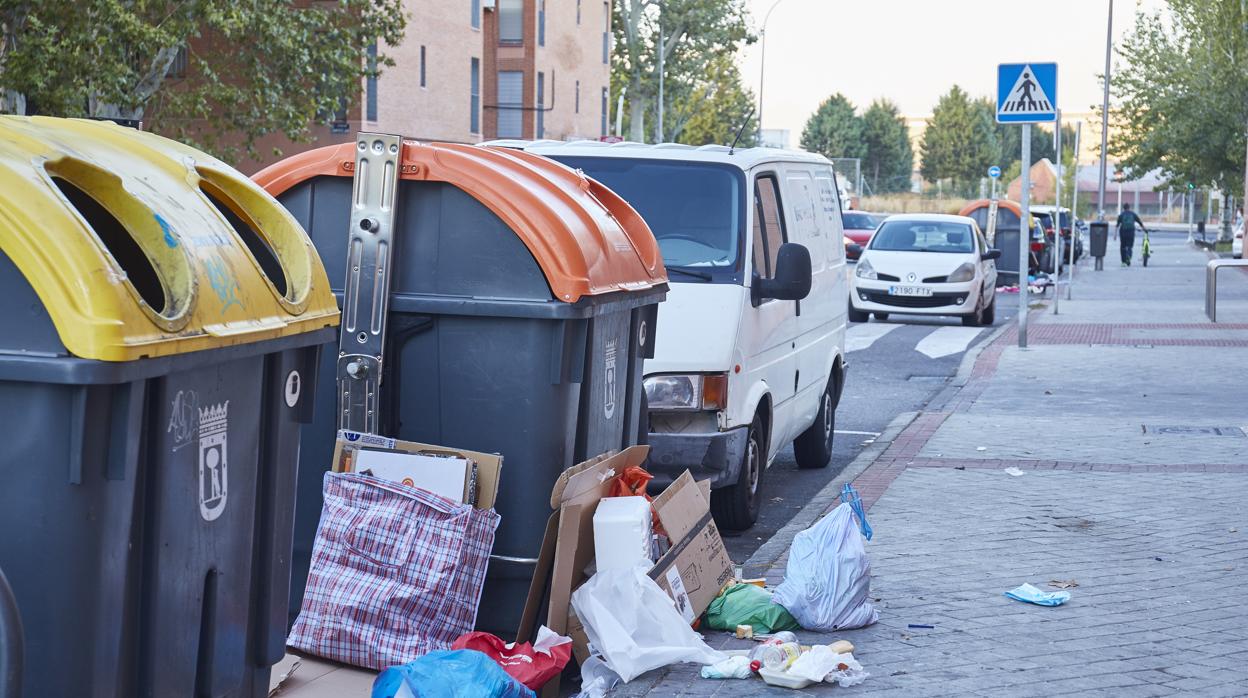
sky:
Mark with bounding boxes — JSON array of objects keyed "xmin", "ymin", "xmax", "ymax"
[{"xmin": 738, "ymin": 0, "xmax": 1166, "ymax": 139}]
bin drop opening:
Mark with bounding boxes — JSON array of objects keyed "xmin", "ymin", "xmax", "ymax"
[
  {"xmin": 200, "ymin": 181, "xmax": 289, "ymax": 299},
  {"xmin": 51, "ymin": 175, "xmax": 168, "ymax": 315}
]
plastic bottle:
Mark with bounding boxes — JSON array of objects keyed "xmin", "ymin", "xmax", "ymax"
[
  {"xmin": 748, "ymin": 644, "xmax": 786, "ymax": 671},
  {"xmin": 771, "ymin": 631, "xmax": 798, "ymax": 645},
  {"xmin": 775, "ymin": 642, "xmax": 803, "ymax": 669}
]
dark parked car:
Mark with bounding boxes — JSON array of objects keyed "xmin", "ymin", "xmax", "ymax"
[{"xmin": 1032, "ymin": 206, "xmax": 1082, "ymax": 266}]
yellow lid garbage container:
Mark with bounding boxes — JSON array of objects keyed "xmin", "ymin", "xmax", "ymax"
[{"xmin": 0, "ymin": 116, "xmax": 338, "ymax": 697}]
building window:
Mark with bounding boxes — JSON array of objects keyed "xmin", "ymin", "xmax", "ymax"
[
  {"xmin": 166, "ymin": 46, "xmax": 188, "ymax": 79},
  {"xmin": 366, "ymin": 43, "xmax": 378, "ymax": 122},
  {"xmin": 601, "ymin": 87, "xmax": 608, "ymax": 136},
  {"xmin": 577, "ymin": 0, "xmax": 582, "ymax": 24},
  {"xmin": 499, "ymin": 0, "xmax": 523, "ymax": 44},
  {"xmin": 470, "ymin": 58, "xmax": 480, "ymax": 133},
  {"xmin": 575, "ymin": 80, "xmax": 580, "ymax": 114},
  {"xmin": 537, "ymin": 72, "xmax": 545, "ymax": 138},
  {"xmin": 471, "ymin": 0, "xmax": 480, "ymax": 29},
  {"xmin": 420, "ymin": 45, "xmax": 427, "ymax": 88},
  {"xmin": 602, "ymin": 2, "xmax": 609, "ymax": 63},
  {"xmin": 497, "ymin": 70, "xmax": 524, "ymax": 138},
  {"xmin": 539, "ymin": 0, "xmax": 546, "ymax": 46}
]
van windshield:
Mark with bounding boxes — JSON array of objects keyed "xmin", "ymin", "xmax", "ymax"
[{"xmin": 550, "ymin": 156, "xmax": 744, "ymax": 274}]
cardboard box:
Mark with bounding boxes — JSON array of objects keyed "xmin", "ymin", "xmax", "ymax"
[
  {"xmin": 517, "ymin": 446, "xmax": 734, "ymax": 674},
  {"xmin": 332, "ymin": 430, "xmax": 501, "ymax": 509}
]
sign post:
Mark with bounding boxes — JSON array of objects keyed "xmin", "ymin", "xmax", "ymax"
[
  {"xmin": 1053, "ymin": 109, "xmax": 1062, "ymax": 315},
  {"xmin": 997, "ymin": 62, "xmax": 1058, "ymax": 349}
]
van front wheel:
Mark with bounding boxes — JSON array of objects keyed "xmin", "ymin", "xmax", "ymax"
[
  {"xmin": 795, "ymin": 377, "xmax": 836, "ymax": 469},
  {"xmin": 711, "ymin": 415, "xmax": 764, "ymax": 531}
]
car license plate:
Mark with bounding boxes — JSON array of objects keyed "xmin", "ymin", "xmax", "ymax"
[{"xmin": 888, "ymin": 286, "xmax": 932, "ymax": 297}]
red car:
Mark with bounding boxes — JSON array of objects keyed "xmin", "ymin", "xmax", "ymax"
[{"xmin": 842, "ymin": 211, "xmax": 880, "ymax": 260}]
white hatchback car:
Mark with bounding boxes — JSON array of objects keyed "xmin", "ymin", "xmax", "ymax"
[{"xmin": 850, "ymin": 214, "xmax": 1000, "ymax": 326}]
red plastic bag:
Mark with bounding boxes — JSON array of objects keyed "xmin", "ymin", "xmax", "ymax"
[
  {"xmin": 608, "ymin": 465, "xmax": 666, "ymax": 538},
  {"xmin": 451, "ymin": 626, "xmax": 573, "ymax": 691}
]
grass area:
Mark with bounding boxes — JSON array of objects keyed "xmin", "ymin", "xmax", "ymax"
[
  {"xmin": 1215, "ymin": 241, "xmax": 1232, "ymax": 252},
  {"xmin": 859, "ymin": 194, "xmax": 971, "ymax": 215}
]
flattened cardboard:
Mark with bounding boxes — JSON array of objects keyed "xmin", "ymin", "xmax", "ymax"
[
  {"xmin": 517, "ymin": 445, "xmax": 734, "ymax": 675},
  {"xmin": 331, "ymin": 431, "xmax": 502, "ymax": 510}
]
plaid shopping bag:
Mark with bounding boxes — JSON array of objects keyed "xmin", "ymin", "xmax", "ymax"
[{"xmin": 288, "ymin": 471, "xmax": 500, "ymax": 670}]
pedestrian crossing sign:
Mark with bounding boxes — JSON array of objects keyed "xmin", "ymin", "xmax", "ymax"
[{"xmin": 997, "ymin": 63, "xmax": 1057, "ymax": 123}]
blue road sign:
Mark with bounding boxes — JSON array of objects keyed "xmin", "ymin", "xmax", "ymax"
[
  {"xmin": 988, "ymin": 165, "xmax": 1002, "ymax": 179},
  {"xmin": 997, "ymin": 63, "xmax": 1057, "ymax": 123}
]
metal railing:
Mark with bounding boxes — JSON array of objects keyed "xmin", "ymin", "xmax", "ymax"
[{"xmin": 1204, "ymin": 259, "xmax": 1248, "ymax": 322}]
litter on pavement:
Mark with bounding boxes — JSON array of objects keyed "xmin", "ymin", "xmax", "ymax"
[
  {"xmin": 1004, "ymin": 467, "xmax": 1026, "ymax": 476},
  {"xmin": 772, "ymin": 503, "xmax": 880, "ymax": 631},
  {"xmin": 1005, "ymin": 582, "xmax": 1072, "ymax": 606}
]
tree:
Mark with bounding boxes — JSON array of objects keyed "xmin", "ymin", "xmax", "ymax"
[
  {"xmin": 800, "ymin": 93, "xmax": 865, "ymax": 160},
  {"xmin": 920, "ymin": 85, "xmax": 996, "ymax": 195},
  {"xmin": 0, "ymin": 0, "xmax": 406, "ymax": 162},
  {"xmin": 1112, "ymin": 0, "xmax": 1247, "ymax": 239},
  {"xmin": 665, "ymin": 54, "xmax": 758, "ymax": 146},
  {"xmin": 613, "ymin": 0, "xmax": 754, "ymax": 144},
  {"xmin": 861, "ymin": 99, "xmax": 913, "ymax": 193},
  {"xmin": 973, "ymin": 97, "xmax": 1076, "ymax": 174}
]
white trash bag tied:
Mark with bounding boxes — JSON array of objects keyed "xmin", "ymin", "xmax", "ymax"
[{"xmin": 772, "ymin": 503, "xmax": 879, "ymax": 631}]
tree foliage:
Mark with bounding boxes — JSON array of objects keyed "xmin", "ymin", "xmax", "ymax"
[
  {"xmin": 800, "ymin": 93, "xmax": 865, "ymax": 160},
  {"xmin": 0, "ymin": 0, "xmax": 406, "ymax": 162},
  {"xmin": 612, "ymin": 0, "xmax": 755, "ymax": 144},
  {"xmin": 666, "ymin": 53, "xmax": 758, "ymax": 146},
  {"xmin": 861, "ymin": 99, "xmax": 913, "ymax": 193},
  {"xmin": 1111, "ymin": 0, "xmax": 1247, "ymax": 233},
  {"xmin": 920, "ymin": 85, "xmax": 996, "ymax": 195}
]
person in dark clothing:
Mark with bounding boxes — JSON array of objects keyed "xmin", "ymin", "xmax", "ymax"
[{"xmin": 1115, "ymin": 203, "xmax": 1147, "ymax": 266}]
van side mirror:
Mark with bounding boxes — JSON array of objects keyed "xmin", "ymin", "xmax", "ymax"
[
  {"xmin": 981, "ymin": 249, "xmax": 1002, "ymax": 261},
  {"xmin": 754, "ymin": 242, "xmax": 812, "ymax": 303}
]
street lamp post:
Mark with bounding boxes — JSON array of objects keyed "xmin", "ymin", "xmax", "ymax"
[
  {"xmin": 1096, "ymin": 0, "xmax": 1113, "ymax": 221},
  {"xmin": 757, "ymin": 0, "xmax": 789, "ymax": 144}
]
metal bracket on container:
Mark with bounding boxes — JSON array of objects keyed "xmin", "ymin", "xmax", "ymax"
[{"xmin": 337, "ymin": 133, "xmax": 403, "ymax": 434}]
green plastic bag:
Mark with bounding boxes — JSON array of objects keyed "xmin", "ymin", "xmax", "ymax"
[{"xmin": 703, "ymin": 583, "xmax": 800, "ymax": 633}]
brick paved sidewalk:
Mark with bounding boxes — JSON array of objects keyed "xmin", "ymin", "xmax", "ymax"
[{"xmin": 630, "ymin": 243, "xmax": 1248, "ymax": 696}]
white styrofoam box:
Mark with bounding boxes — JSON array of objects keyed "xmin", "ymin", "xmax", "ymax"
[{"xmin": 592, "ymin": 496, "xmax": 654, "ymax": 572}]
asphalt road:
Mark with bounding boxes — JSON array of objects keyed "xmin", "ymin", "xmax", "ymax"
[{"xmin": 720, "ymin": 289, "xmax": 1021, "ymax": 563}]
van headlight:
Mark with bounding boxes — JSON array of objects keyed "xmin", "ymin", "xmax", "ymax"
[
  {"xmin": 855, "ymin": 257, "xmax": 877, "ymax": 280},
  {"xmin": 644, "ymin": 374, "xmax": 728, "ymax": 411},
  {"xmin": 947, "ymin": 262, "xmax": 976, "ymax": 283}
]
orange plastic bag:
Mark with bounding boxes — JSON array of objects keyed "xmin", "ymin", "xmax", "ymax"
[{"xmin": 608, "ymin": 465, "xmax": 666, "ymax": 538}]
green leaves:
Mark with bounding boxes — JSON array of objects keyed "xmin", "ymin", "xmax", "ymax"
[
  {"xmin": 920, "ymin": 85, "xmax": 996, "ymax": 196},
  {"xmin": 861, "ymin": 99, "xmax": 913, "ymax": 194},
  {"xmin": 800, "ymin": 93, "xmax": 865, "ymax": 160},
  {"xmin": 612, "ymin": 0, "xmax": 755, "ymax": 144},
  {"xmin": 0, "ymin": 0, "xmax": 406, "ymax": 163},
  {"xmin": 1112, "ymin": 0, "xmax": 1247, "ymax": 198}
]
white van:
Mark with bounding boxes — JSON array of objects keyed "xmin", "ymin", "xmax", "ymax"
[{"xmin": 501, "ymin": 142, "xmax": 849, "ymax": 530}]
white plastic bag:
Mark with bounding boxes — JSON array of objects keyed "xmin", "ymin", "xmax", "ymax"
[
  {"xmin": 787, "ymin": 646, "xmax": 870, "ymax": 687},
  {"xmin": 772, "ymin": 503, "xmax": 879, "ymax": 631},
  {"xmin": 570, "ymin": 565, "xmax": 726, "ymax": 682}
]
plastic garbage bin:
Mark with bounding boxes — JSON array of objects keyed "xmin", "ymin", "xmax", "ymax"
[
  {"xmin": 992, "ymin": 228, "xmax": 1023, "ymax": 283},
  {"xmin": 254, "ymin": 139, "xmax": 668, "ymax": 634},
  {"xmin": 0, "ymin": 116, "xmax": 339, "ymax": 697},
  {"xmin": 1090, "ymin": 221, "xmax": 1109, "ymax": 257}
]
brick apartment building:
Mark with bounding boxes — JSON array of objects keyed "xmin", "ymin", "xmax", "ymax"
[{"xmin": 194, "ymin": 0, "xmax": 612, "ymax": 173}]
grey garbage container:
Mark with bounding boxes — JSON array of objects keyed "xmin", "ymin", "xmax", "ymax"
[
  {"xmin": 1090, "ymin": 222, "xmax": 1109, "ymax": 257},
  {"xmin": 255, "ymin": 140, "xmax": 668, "ymax": 635},
  {"xmin": 0, "ymin": 116, "xmax": 339, "ymax": 697},
  {"xmin": 992, "ymin": 228, "xmax": 1024, "ymax": 283}
]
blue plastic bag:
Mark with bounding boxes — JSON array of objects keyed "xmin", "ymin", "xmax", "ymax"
[
  {"xmin": 1004, "ymin": 583, "xmax": 1070, "ymax": 607},
  {"xmin": 371, "ymin": 649, "xmax": 536, "ymax": 698}
]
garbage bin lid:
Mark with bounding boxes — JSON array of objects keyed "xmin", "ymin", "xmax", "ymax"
[
  {"xmin": 0, "ymin": 116, "xmax": 339, "ymax": 361},
  {"xmin": 254, "ymin": 140, "xmax": 668, "ymax": 303}
]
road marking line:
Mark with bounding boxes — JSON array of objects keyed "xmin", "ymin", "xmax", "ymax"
[
  {"xmin": 846, "ymin": 323, "xmax": 901, "ymax": 353},
  {"xmin": 916, "ymin": 326, "xmax": 984, "ymax": 359},
  {"xmin": 835, "ymin": 430, "xmax": 882, "ymax": 436}
]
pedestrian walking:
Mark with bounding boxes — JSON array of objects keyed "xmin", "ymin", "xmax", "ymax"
[{"xmin": 1115, "ymin": 203, "xmax": 1147, "ymax": 266}]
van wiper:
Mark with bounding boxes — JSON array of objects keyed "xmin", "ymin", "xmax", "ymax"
[{"xmin": 666, "ymin": 267, "xmax": 713, "ymax": 281}]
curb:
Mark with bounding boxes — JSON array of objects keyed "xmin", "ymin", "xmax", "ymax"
[{"xmin": 740, "ymin": 410, "xmax": 919, "ymax": 578}]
